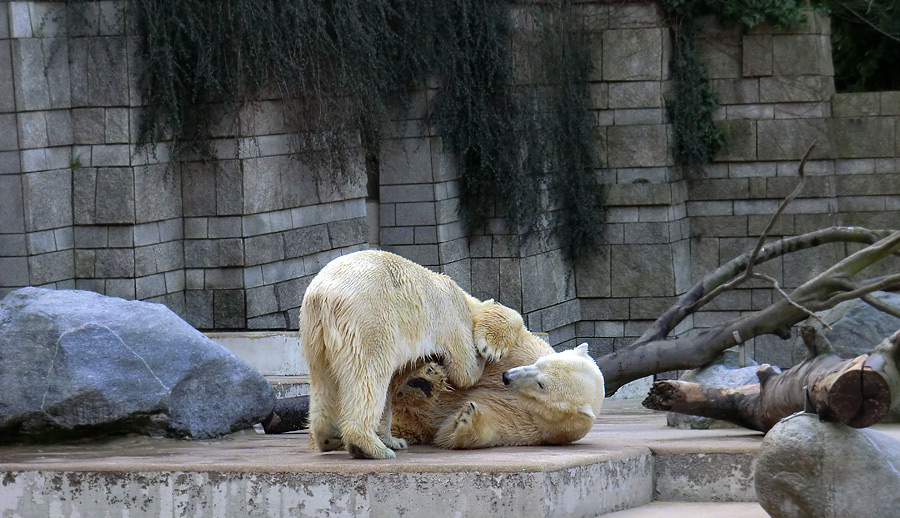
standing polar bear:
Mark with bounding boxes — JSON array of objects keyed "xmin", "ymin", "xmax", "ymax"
[{"xmin": 299, "ymin": 250, "xmax": 523, "ymax": 459}]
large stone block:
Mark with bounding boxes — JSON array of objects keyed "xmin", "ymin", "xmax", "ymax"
[
  {"xmin": 772, "ymin": 35, "xmax": 830, "ymax": 76},
  {"xmin": 72, "ymin": 108, "xmax": 104, "ymax": 144},
  {"xmin": 244, "ymin": 232, "xmax": 285, "ymax": 266},
  {"xmin": 274, "ymin": 276, "xmax": 311, "ymax": 312},
  {"xmin": 16, "ymin": 111, "xmax": 48, "ymax": 149},
  {"xmin": 575, "ymin": 245, "xmax": 610, "ymax": 298},
  {"xmin": 756, "ymin": 119, "xmax": 831, "ymax": 160},
  {"xmin": 0, "ymin": 41, "xmax": 16, "ymax": 113},
  {"xmin": 283, "ymin": 224, "xmax": 330, "ymax": 259},
  {"xmin": 27, "ymin": 249, "xmax": 74, "ymax": 285},
  {"xmin": 521, "ymin": 249, "xmax": 572, "ymax": 313},
  {"xmin": 603, "ymin": 29, "xmax": 663, "ymax": 81},
  {"xmin": 216, "ymin": 160, "xmax": 243, "ymax": 215},
  {"xmin": 759, "ymin": 76, "xmax": 833, "ymax": 103},
  {"xmin": 281, "ymin": 155, "xmax": 321, "ymax": 208},
  {"xmin": 11, "ymin": 39, "xmax": 50, "ymax": 111},
  {"xmin": 606, "ymin": 124, "xmax": 669, "ymax": 168},
  {"xmin": 830, "ymin": 117, "xmax": 896, "ymax": 158},
  {"xmin": 83, "ymin": 38, "xmax": 128, "ymax": 107},
  {"xmin": 832, "ymin": 92, "xmax": 880, "ymax": 118},
  {"xmin": 395, "ymin": 201, "xmax": 436, "ymax": 226},
  {"xmin": 470, "ymin": 258, "xmax": 499, "ymax": 302},
  {"xmin": 42, "ymin": 38, "xmax": 71, "ymax": 109},
  {"xmin": 696, "ymin": 30, "xmax": 741, "ymax": 79},
  {"xmin": 241, "ymin": 156, "xmax": 282, "ymax": 214},
  {"xmin": 328, "ymin": 217, "xmax": 367, "ymax": 248},
  {"xmin": 690, "ymin": 215, "xmax": 748, "ymax": 237},
  {"xmin": 608, "ymin": 81, "xmax": 662, "ymax": 109},
  {"xmin": 213, "ymin": 289, "xmax": 245, "ymax": 328},
  {"xmin": 22, "ymin": 169, "xmax": 71, "ymax": 232},
  {"xmin": 713, "ymin": 119, "xmax": 757, "ymax": 161},
  {"xmin": 135, "ymin": 164, "xmax": 181, "ymax": 223},
  {"xmin": 94, "ymin": 248, "xmax": 135, "ymax": 278},
  {"xmin": 46, "ymin": 110, "xmax": 73, "ymax": 146},
  {"xmin": 184, "ymin": 238, "xmax": 243, "ymax": 269},
  {"xmin": 610, "ymin": 244, "xmax": 673, "ymax": 297},
  {"xmin": 135, "ymin": 241, "xmax": 183, "ymax": 276},
  {"xmin": 0, "ymin": 173, "xmax": 25, "ymax": 234},
  {"xmin": 0, "ymin": 257, "xmax": 29, "ymax": 287},
  {"xmin": 181, "ymin": 162, "xmax": 216, "ymax": 217},
  {"xmin": 379, "ymin": 137, "xmax": 433, "ymax": 185},
  {"xmin": 742, "ymin": 35, "xmax": 772, "ymax": 77}
]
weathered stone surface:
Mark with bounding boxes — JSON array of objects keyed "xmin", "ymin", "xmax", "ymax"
[
  {"xmin": 788, "ymin": 291, "xmax": 900, "ymax": 365},
  {"xmin": 714, "ymin": 119, "xmax": 756, "ymax": 161},
  {"xmin": 11, "ymin": 39, "xmax": 50, "ymax": 111},
  {"xmin": 742, "ymin": 35, "xmax": 772, "ymax": 77},
  {"xmin": 607, "ymin": 124, "xmax": 669, "ymax": 167},
  {"xmin": 603, "ymin": 29, "xmax": 663, "ymax": 81},
  {"xmin": 830, "ymin": 117, "xmax": 895, "ymax": 158},
  {"xmin": 0, "ymin": 287, "xmax": 273, "ymax": 440},
  {"xmin": 22, "ymin": 169, "xmax": 71, "ymax": 232},
  {"xmin": 756, "ymin": 118, "xmax": 831, "ymax": 160},
  {"xmin": 610, "ymin": 244, "xmax": 674, "ymax": 297},
  {"xmin": 755, "ymin": 413, "xmax": 900, "ymax": 518}
]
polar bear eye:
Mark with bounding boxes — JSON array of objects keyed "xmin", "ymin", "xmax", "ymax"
[{"xmin": 537, "ymin": 381, "xmax": 545, "ymax": 390}]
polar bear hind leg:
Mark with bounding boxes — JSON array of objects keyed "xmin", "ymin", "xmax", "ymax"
[
  {"xmin": 334, "ymin": 336, "xmax": 399, "ymax": 459},
  {"xmin": 304, "ymin": 323, "xmax": 343, "ymax": 452},
  {"xmin": 434, "ymin": 401, "xmax": 491, "ymax": 449}
]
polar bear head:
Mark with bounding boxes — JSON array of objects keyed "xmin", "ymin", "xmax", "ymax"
[{"xmin": 501, "ymin": 343, "xmax": 605, "ymax": 422}]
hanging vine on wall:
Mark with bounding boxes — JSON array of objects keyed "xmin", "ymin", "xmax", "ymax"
[
  {"xmin": 661, "ymin": 0, "xmax": 808, "ymax": 169},
  {"xmin": 118, "ymin": 0, "xmax": 603, "ymax": 256}
]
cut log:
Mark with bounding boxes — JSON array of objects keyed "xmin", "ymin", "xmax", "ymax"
[{"xmin": 642, "ymin": 327, "xmax": 900, "ymax": 432}]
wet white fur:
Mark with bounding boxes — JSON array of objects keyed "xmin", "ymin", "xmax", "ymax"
[{"xmin": 299, "ymin": 250, "xmax": 519, "ymax": 459}]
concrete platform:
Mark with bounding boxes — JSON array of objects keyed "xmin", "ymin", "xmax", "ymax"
[
  {"xmin": 8, "ymin": 400, "xmax": 894, "ymax": 517},
  {"xmin": 599, "ymin": 502, "xmax": 767, "ymax": 517}
]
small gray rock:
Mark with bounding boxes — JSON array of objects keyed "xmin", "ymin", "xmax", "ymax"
[
  {"xmin": 755, "ymin": 412, "xmax": 900, "ymax": 518},
  {"xmin": 0, "ymin": 287, "xmax": 275, "ymax": 441}
]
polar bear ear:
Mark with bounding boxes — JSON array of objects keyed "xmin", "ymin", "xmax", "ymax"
[
  {"xmin": 573, "ymin": 343, "xmax": 590, "ymax": 357},
  {"xmin": 578, "ymin": 403, "xmax": 596, "ymax": 420}
]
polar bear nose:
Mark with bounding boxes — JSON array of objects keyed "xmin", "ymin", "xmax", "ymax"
[{"xmin": 502, "ymin": 371, "xmax": 511, "ymax": 385}]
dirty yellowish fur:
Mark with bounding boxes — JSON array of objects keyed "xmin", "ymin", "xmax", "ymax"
[
  {"xmin": 299, "ymin": 250, "xmax": 523, "ymax": 459},
  {"xmin": 392, "ymin": 338, "xmax": 605, "ymax": 449}
]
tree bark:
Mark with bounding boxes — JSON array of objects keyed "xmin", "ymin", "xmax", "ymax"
[
  {"xmin": 597, "ymin": 226, "xmax": 900, "ymax": 396},
  {"xmin": 642, "ymin": 327, "xmax": 900, "ymax": 432}
]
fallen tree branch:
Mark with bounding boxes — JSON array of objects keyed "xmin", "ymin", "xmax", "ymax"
[{"xmin": 642, "ymin": 327, "xmax": 900, "ymax": 432}]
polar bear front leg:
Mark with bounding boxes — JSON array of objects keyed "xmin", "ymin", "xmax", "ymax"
[{"xmin": 434, "ymin": 401, "xmax": 495, "ymax": 449}]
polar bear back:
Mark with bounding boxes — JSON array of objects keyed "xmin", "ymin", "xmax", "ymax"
[{"xmin": 302, "ymin": 250, "xmax": 476, "ymax": 366}]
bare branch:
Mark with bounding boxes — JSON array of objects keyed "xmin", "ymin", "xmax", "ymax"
[
  {"xmin": 681, "ymin": 142, "xmax": 817, "ymax": 315},
  {"xmin": 635, "ymin": 226, "xmax": 891, "ymax": 344},
  {"xmin": 838, "ymin": 1, "xmax": 900, "ymax": 43},
  {"xmin": 862, "ymin": 294, "xmax": 900, "ymax": 320},
  {"xmin": 753, "ymin": 272, "xmax": 832, "ymax": 330},
  {"xmin": 818, "ymin": 273, "xmax": 900, "ymax": 308}
]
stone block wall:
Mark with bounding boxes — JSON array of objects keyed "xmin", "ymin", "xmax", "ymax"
[
  {"xmin": 1, "ymin": 1, "xmax": 898, "ymax": 370},
  {"xmin": 0, "ymin": 1, "xmax": 367, "ymax": 330}
]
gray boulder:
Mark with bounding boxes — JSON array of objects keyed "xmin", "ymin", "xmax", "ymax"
[
  {"xmin": 755, "ymin": 412, "xmax": 900, "ymax": 518},
  {"xmin": 789, "ymin": 291, "xmax": 900, "ymax": 365},
  {"xmin": 0, "ymin": 287, "xmax": 275, "ymax": 441}
]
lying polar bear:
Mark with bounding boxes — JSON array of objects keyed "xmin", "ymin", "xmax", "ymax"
[
  {"xmin": 299, "ymin": 250, "xmax": 523, "ymax": 459},
  {"xmin": 391, "ymin": 339, "xmax": 605, "ymax": 449}
]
